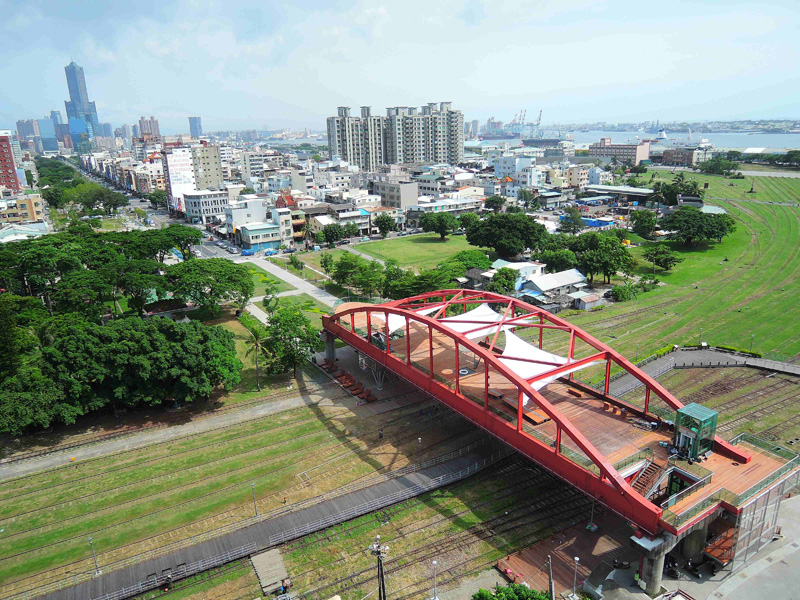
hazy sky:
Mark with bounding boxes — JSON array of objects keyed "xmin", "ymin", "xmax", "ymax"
[{"xmin": 2, "ymin": 0, "xmax": 798, "ymax": 134}]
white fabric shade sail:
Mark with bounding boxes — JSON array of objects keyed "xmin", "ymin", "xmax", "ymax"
[{"xmin": 370, "ymin": 304, "xmax": 441, "ymax": 334}]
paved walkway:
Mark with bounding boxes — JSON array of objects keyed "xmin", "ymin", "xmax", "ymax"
[
  {"xmin": 0, "ymin": 392, "xmax": 331, "ymax": 482},
  {"xmin": 607, "ymin": 348, "xmax": 799, "ymax": 398},
  {"xmin": 39, "ymin": 441, "xmax": 507, "ymax": 600},
  {"xmin": 342, "ymin": 244, "xmax": 385, "ymax": 265},
  {"xmin": 245, "ymin": 257, "xmax": 339, "ymax": 308}
]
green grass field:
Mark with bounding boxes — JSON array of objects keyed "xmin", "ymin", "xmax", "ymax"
[
  {"xmin": 566, "ymin": 200, "xmax": 800, "ymax": 362},
  {"xmin": 635, "ymin": 170, "xmax": 800, "ymax": 203},
  {"xmin": 0, "ymin": 392, "xmax": 482, "ymax": 597},
  {"xmin": 273, "ymin": 293, "xmax": 331, "ymax": 328},
  {"xmin": 241, "ymin": 261, "xmax": 295, "ymax": 296},
  {"xmin": 355, "ymin": 234, "xmax": 492, "ymax": 271}
]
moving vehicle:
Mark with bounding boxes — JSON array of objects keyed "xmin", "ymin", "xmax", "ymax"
[
  {"xmin": 360, "ymin": 236, "xmax": 371, "ymax": 242},
  {"xmin": 241, "ymin": 249, "xmax": 255, "ymax": 256},
  {"xmin": 265, "ymin": 249, "xmax": 278, "ymax": 256}
]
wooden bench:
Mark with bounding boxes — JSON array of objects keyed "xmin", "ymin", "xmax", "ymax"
[{"xmin": 502, "ymin": 397, "xmax": 550, "ymax": 425}]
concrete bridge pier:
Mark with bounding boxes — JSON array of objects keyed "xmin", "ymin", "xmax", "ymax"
[
  {"xmin": 632, "ymin": 533, "xmax": 677, "ymax": 596},
  {"xmin": 324, "ymin": 331, "xmax": 336, "ymax": 364}
]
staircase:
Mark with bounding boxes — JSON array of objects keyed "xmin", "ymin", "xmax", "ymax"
[{"xmin": 632, "ymin": 459, "xmax": 666, "ymax": 496}]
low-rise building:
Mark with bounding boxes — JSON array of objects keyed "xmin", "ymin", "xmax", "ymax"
[
  {"xmin": 587, "ymin": 166, "xmax": 613, "ymax": 186},
  {"xmin": 183, "ymin": 189, "xmax": 229, "ymax": 224},
  {"xmin": 238, "ymin": 208, "xmax": 293, "ymax": 251},
  {"xmin": 588, "ymin": 138, "xmax": 650, "ymax": 166},
  {"xmin": 519, "ymin": 269, "xmax": 588, "ymax": 305},
  {"xmin": 405, "ymin": 197, "xmax": 484, "ymax": 228},
  {"xmin": 0, "ymin": 193, "xmax": 45, "ymax": 224}
]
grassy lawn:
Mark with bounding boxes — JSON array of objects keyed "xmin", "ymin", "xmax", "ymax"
[
  {"xmin": 355, "ymin": 233, "xmax": 493, "ymax": 271},
  {"xmin": 634, "ymin": 170, "xmax": 800, "ymax": 203},
  {"xmin": 274, "ymin": 293, "xmax": 331, "ymax": 329},
  {"xmin": 241, "ymin": 261, "xmax": 295, "ymax": 296},
  {"xmin": 0, "ymin": 387, "xmax": 482, "ymax": 597},
  {"xmin": 736, "ymin": 163, "xmax": 800, "ymax": 173},
  {"xmin": 97, "ymin": 217, "xmax": 126, "ymax": 231},
  {"xmin": 563, "ymin": 200, "xmax": 800, "ymax": 363},
  {"xmin": 299, "ymin": 248, "xmax": 347, "ymax": 274}
]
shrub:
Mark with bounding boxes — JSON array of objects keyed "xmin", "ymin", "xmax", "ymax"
[{"xmin": 611, "ymin": 284, "xmax": 636, "ymax": 302}]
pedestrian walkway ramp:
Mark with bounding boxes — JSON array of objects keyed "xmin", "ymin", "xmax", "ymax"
[{"xmin": 251, "ymin": 548, "xmax": 288, "ymax": 594}]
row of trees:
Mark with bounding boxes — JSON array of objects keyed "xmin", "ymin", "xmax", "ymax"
[
  {"xmin": 0, "ymin": 223, "xmax": 254, "ymax": 434},
  {"xmin": 315, "ymin": 213, "xmax": 398, "ymax": 246},
  {"xmin": 37, "ymin": 158, "xmax": 129, "ymax": 216}
]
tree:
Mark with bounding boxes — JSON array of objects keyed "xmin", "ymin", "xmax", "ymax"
[
  {"xmin": 319, "ymin": 252, "xmax": 335, "ymax": 277},
  {"xmin": 643, "ymin": 244, "xmax": 684, "ymax": 271},
  {"xmin": 118, "ymin": 259, "xmax": 165, "ymax": 316},
  {"xmin": 484, "ymin": 195, "xmax": 506, "ymax": 213},
  {"xmin": 420, "ymin": 212, "xmax": 459, "ymax": 240},
  {"xmin": 312, "ymin": 154, "xmax": 322, "ymax": 162},
  {"xmin": 167, "ymin": 258, "xmax": 254, "ymax": 317},
  {"xmin": 458, "ymin": 212, "xmax": 480, "ymax": 232},
  {"xmin": 240, "ymin": 187, "xmax": 256, "ymax": 195},
  {"xmin": 442, "ymin": 249, "xmax": 492, "ymax": 271},
  {"xmin": 147, "ymin": 189, "xmax": 168, "ymax": 208},
  {"xmin": 557, "ymin": 207, "xmax": 585, "ymax": 235},
  {"xmin": 353, "ymin": 260, "xmax": 385, "ymax": 298},
  {"xmin": 517, "ymin": 189, "xmax": 539, "ymax": 211},
  {"xmin": 467, "ymin": 213, "xmax": 548, "ymax": 258},
  {"xmin": 697, "ymin": 157, "xmax": 739, "ymax": 175},
  {"xmin": 343, "ymin": 221, "xmax": 359, "ymax": 238},
  {"xmin": 374, "ymin": 213, "xmax": 396, "ymax": 239},
  {"xmin": 322, "ymin": 223, "xmax": 345, "ymax": 245},
  {"xmin": 471, "ymin": 583, "xmax": 549, "ymax": 600},
  {"xmin": 538, "ymin": 249, "xmax": 577, "ymax": 273},
  {"xmin": 485, "ymin": 267, "xmax": 517, "ymax": 295},
  {"xmin": 629, "ymin": 209, "xmax": 658, "ymax": 238},
  {"xmin": 0, "ymin": 294, "xmax": 22, "ymax": 380},
  {"xmin": 332, "ymin": 252, "xmax": 364, "ymax": 291},
  {"xmin": 243, "ymin": 321, "xmax": 269, "ymax": 391},
  {"xmin": 661, "ymin": 206, "xmax": 735, "ymax": 246},
  {"xmin": 41, "ymin": 187, "xmax": 67, "ymax": 211},
  {"xmin": 164, "ymin": 224, "xmax": 202, "ymax": 260},
  {"xmin": 264, "ymin": 306, "xmax": 320, "ymax": 376}
]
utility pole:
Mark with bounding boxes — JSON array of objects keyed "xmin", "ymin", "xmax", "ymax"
[
  {"xmin": 572, "ymin": 556, "xmax": 580, "ymax": 599},
  {"xmin": 88, "ymin": 536, "xmax": 100, "ymax": 575},
  {"xmin": 750, "ymin": 334, "xmax": 755, "ymax": 352},
  {"xmin": 369, "ymin": 535, "xmax": 389, "ymax": 600},
  {"xmin": 431, "ymin": 560, "xmax": 439, "ymax": 600},
  {"xmin": 547, "ymin": 555, "xmax": 555, "ymax": 600},
  {"xmin": 251, "ymin": 482, "xmax": 258, "ymax": 516}
]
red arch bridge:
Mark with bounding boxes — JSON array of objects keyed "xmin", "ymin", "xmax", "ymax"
[{"xmin": 321, "ymin": 290, "xmax": 797, "ymax": 588}]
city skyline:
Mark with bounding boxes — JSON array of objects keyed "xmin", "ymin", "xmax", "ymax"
[{"xmin": 1, "ymin": 1, "xmax": 799, "ymax": 135}]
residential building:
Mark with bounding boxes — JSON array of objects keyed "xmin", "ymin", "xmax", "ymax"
[
  {"xmin": 238, "ymin": 208, "xmax": 293, "ymax": 251},
  {"xmin": 64, "ymin": 61, "xmax": 100, "ymax": 136},
  {"xmin": 16, "ymin": 119, "xmax": 38, "ymax": 139},
  {"xmin": 191, "ymin": 144, "xmax": 223, "ymax": 190},
  {"xmin": 405, "ymin": 197, "xmax": 484, "ymax": 227},
  {"xmin": 567, "ymin": 165, "xmax": 589, "ymax": 189},
  {"xmin": 588, "ymin": 138, "xmax": 650, "ymax": 166},
  {"xmin": 183, "ymin": 189, "xmax": 229, "ymax": 224},
  {"xmin": 138, "ymin": 116, "xmax": 161, "ymax": 140},
  {"xmin": 370, "ymin": 178, "xmax": 419, "ymax": 210},
  {"xmin": 362, "ymin": 205, "xmax": 404, "ymax": 233},
  {"xmin": 241, "ymin": 150, "xmax": 280, "ymax": 179},
  {"xmin": 494, "ymin": 156, "xmax": 535, "ymax": 178},
  {"xmin": 588, "ymin": 166, "xmax": 613, "ymax": 186},
  {"xmin": 662, "ymin": 147, "xmax": 705, "ymax": 167},
  {"xmin": 0, "ymin": 193, "xmax": 44, "ymax": 224},
  {"xmin": 0, "ymin": 131, "xmax": 21, "ymax": 192},
  {"xmin": 291, "ymin": 168, "xmax": 315, "ymax": 193},
  {"xmin": 327, "ymin": 102, "xmax": 464, "ymax": 168},
  {"xmin": 465, "ymin": 259, "xmax": 546, "ymax": 292},
  {"xmin": 188, "ymin": 117, "xmax": 203, "ymax": 138}
]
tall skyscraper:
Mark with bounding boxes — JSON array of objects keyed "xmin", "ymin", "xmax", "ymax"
[
  {"xmin": 188, "ymin": 116, "xmax": 203, "ymax": 138},
  {"xmin": 36, "ymin": 119, "xmax": 59, "ymax": 152},
  {"xmin": 327, "ymin": 102, "xmax": 464, "ymax": 169},
  {"xmin": 50, "ymin": 110, "xmax": 64, "ymax": 126},
  {"xmin": 64, "ymin": 61, "xmax": 100, "ymax": 136},
  {"xmin": 138, "ymin": 116, "xmax": 160, "ymax": 140},
  {"xmin": 101, "ymin": 123, "xmax": 113, "ymax": 138},
  {"xmin": 0, "ymin": 131, "xmax": 22, "ymax": 192},
  {"xmin": 16, "ymin": 119, "xmax": 38, "ymax": 139}
]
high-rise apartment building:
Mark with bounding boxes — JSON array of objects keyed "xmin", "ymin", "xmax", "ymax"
[
  {"xmin": 191, "ymin": 144, "xmax": 223, "ymax": 191},
  {"xmin": 64, "ymin": 61, "xmax": 100, "ymax": 136},
  {"xmin": 138, "ymin": 116, "xmax": 161, "ymax": 140},
  {"xmin": 327, "ymin": 102, "xmax": 464, "ymax": 169},
  {"xmin": 16, "ymin": 119, "xmax": 38, "ymax": 139},
  {"xmin": 162, "ymin": 143, "xmax": 224, "ymax": 215},
  {"xmin": 0, "ymin": 131, "xmax": 22, "ymax": 192},
  {"xmin": 189, "ymin": 117, "xmax": 203, "ymax": 138}
]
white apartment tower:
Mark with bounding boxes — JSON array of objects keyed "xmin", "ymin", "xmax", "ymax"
[{"xmin": 327, "ymin": 102, "xmax": 464, "ymax": 168}]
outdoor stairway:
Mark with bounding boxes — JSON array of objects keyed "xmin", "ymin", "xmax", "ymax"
[{"xmin": 632, "ymin": 460, "xmax": 666, "ymax": 496}]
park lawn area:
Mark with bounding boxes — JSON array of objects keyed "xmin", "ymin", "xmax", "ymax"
[
  {"xmin": 635, "ymin": 169, "xmax": 800, "ymax": 203},
  {"xmin": 355, "ymin": 233, "xmax": 492, "ymax": 271},
  {"xmin": 97, "ymin": 217, "xmax": 126, "ymax": 231},
  {"xmin": 274, "ymin": 293, "xmax": 331, "ymax": 329},
  {"xmin": 567, "ymin": 200, "xmax": 800, "ymax": 363},
  {"xmin": 299, "ymin": 248, "xmax": 348, "ymax": 274},
  {"xmin": 241, "ymin": 261, "xmax": 295, "ymax": 295},
  {"xmin": 737, "ymin": 163, "xmax": 800, "ymax": 173}
]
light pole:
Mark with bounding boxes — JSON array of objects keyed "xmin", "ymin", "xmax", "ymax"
[
  {"xmin": 750, "ymin": 334, "xmax": 755, "ymax": 352},
  {"xmin": 572, "ymin": 556, "xmax": 580, "ymax": 599},
  {"xmin": 251, "ymin": 483, "xmax": 258, "ymax": 516},
  {"xmin": 88, "ymin": 536, "xmax": 100, "ymax": 575},
  {"xmin": 699, "ymin": 326, "xmax": 703, "ymax": 346},
  {"xmin": 635, "ymin": 343, "xmax": 639, "ymax": 362},
  {"xmin": 431, "ymin": 560, "xmax": 439, "ymax": 600},
  {"xmin": 369, "ymin": 535, "xmax": 389, "ymax": 600}
]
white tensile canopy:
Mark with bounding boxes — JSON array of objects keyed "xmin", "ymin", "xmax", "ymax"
[
  {"xmin": 370, "ymin": 304, "xmax": 441, "ymax": 334},
  {"xmin": 439, "ymin": 303, "xmax": 520, "ymax": 340}
]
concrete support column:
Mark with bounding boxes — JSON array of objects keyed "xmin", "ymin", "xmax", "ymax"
[
  {"xmin": 682, "ymin": 522, "xmax": 709, "ymax": 562},
  {"xmin": 325, "ymin": 331, "xmax": 336, "ymax": 364},
  {"xmin": 641, "ymin": 552, "xmax": 666, "ymax": 596}
]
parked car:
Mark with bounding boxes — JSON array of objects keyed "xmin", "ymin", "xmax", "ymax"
[
  {"xmin": 283, "ymin": 247, "xmax": 297, "ymax": 253},
  {"xmin": 336, "ymin": 239, "xmax": 350, "ymax": 246},
  {"xmin": 397, "ymin": 231, "xmax": 409, "ymax": 236},
  {"xmin": 265, "ymin": 249, "xmax": 278, "ymax": 256},
  {"xmin": 241, "ymin": 249, "xmax": 255, "ymax": 256},
  {"xmin": 359, "ymin": 236, "xmax": 371, "ymax": 242}
]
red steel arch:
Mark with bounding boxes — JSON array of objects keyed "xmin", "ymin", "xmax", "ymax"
[{"xmin": 322, "ymin": 290, "xmax": 749, "ymax": 535}]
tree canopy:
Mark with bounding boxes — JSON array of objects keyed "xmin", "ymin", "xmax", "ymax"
[
  {"xmin": 557, "ymin": 207, "xmax": 585, "ymax": 235},
  {"xmin": 629, "ymin": 209, "xmax": 658, "ymax": 238},
  {"xmin": 466, "ymin": 213, "xmax": 547, "ymax": 258},
  {"xmin": 643, "ymin": 244, "xmax": 684, "ymax": 271},
  {"xmin": 420, "ymin": 212, "xmax": 459, "ymax": 240},
  {"xmin": 485, "ymin": 267, "xmax": 517, "ymax": 295},
  {"xmin": 374, "ymin": 213, "xmax": 396, "ymax": 238},
  {"xmin": 167, "ymin": 258, "xmax": 254, "ymax": 317},
  {"xmin": 660, "ymin": 206, "xmax": 736, "ymax": 246},
  {"xmin": 484, "ymin": 195, "xmax": 506, "ymax": 213}
]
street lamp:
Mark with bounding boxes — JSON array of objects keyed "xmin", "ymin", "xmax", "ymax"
[
  {"xmin": 431, "ymin": 560, "xmax": 439, "ymax": 600},
  {"xmin": 369, "ymin": 535, "xmax": 390, "ymax": 600},
  {"xmin": 635, "ymin": 343, "xmax": 639, "ymax": 362},
  {"xmin": 750, "ymin": 334, "xmax": 755, "ymax": 352},
  {"xmin": 572, "ymin": 556, "xmax": 580, "ymax": 599},
  {"xmin": 251, "ymin": 483, "xmax": 258, "ymax": 516},
  {"xmin": 699, "ymin": 326, "xmax": 703, "ymax": 346},
  {"xmin": 88, "ymin": 536, "xmax": 100, "ymax": 575}
]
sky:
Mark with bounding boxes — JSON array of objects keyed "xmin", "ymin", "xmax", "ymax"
[{"xmin": 1, "ymin": 0, "xmax": 798, "ymax": 134}]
